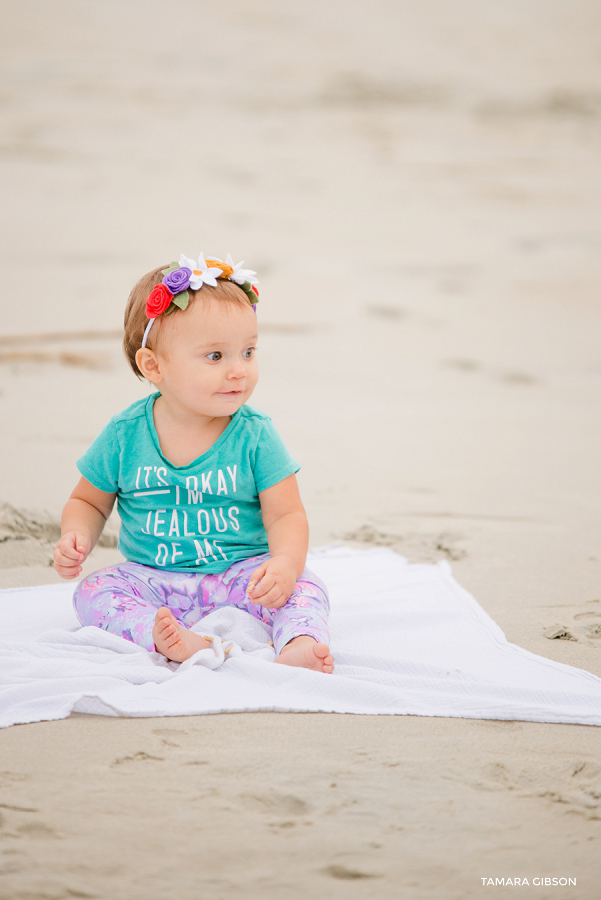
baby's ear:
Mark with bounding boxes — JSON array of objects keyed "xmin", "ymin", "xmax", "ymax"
[{"xmin": 135, "ymin": 348, "xmax": 163, "ymax": 384}]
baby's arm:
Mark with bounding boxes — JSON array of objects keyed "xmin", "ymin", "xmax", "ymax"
[
  {"xmin": 247, "ymin": 473, "xmax": 309, "ymax": 609},
  {"xmin": 53, "ymin": 477, "xmax": 117, "ymax": 580}
]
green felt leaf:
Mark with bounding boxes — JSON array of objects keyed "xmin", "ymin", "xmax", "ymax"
[
  {"xmin": 241, "ymin": 280, "xmax": 259, "ymax": 304},
  {"xmin": 161, "ymin": 261, "xmax": 179, "ymax": 276},
  {"xmin": 171, "ymin": 290, "xmax": 189, "ymax": 310},
  {"xmin": 164, "ymin": 303, "xmax": 176, "ymax": 315}
]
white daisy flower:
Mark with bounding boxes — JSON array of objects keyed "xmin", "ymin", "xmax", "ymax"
[
  {"xmin": 224, "ymin": 252, "xmax": 259, "ymax": 287},
  {"xmin": 179, "ymin": 252, "xmax": 222, "ymax": 290}
]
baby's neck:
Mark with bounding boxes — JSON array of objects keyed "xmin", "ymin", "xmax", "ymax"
[{"xmin": 152, "ymin": 395, "xmax": 231, "ymax": 467}]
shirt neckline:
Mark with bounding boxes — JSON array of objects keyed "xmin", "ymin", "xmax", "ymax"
[{"xmin": 144, "ymin": 391, "xmax": 243, "ymax": 471}]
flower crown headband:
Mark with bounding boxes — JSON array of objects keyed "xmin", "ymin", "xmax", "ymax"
[{"xmin": 141, "ymin": 252, "xmax": 259, "ymax": 349}]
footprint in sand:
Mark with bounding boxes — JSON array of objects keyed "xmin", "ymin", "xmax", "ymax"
[
  {"xmin": 322, "ymin": 864, "xmax": 380, "ymax": 880},
  {"xmin": 111, "ymin": 751, "xmax": 165, "ymax": 767},
  {"xmin": 240, "ymin": 792, "xmax": 310, "ymax": 816}
]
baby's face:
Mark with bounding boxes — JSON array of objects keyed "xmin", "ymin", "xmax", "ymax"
[{"xmin": 155, "ymin": 295, "xmax": 259, "ymax": 418}]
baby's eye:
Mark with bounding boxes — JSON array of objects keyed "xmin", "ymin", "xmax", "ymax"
[
  {"xmin": 243, "ymin": 347, "xmax": 255, "ymax": 359},
  {"xmin": 206, "ymin": 351, "xmax": 222, "ymax": 362}
]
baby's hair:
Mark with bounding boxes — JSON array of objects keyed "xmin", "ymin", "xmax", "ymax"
[{"xmin": 123, "ymin": 265, "xmax": 252, "ymax": 379}]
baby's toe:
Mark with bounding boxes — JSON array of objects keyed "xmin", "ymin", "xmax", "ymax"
[
  {"xmin": 155, "ymin": 620, "xmax": 170, "ymax": 636},
  {"xmin": 313, "ymin": 644, "xmax": 334, "ymax": 673}
]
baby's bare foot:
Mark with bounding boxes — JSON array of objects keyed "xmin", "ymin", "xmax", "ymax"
[
  {"xmin": 274, "ymin": 635, "xmax": 334, "ymax": 673},
  {"xmin": 152, "ymin": 607, "xmax": 211, "ymax": 662}
]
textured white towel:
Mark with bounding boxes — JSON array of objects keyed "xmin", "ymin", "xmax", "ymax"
[{"xmin": 1, "ymin": 545, "xmax": 600, "ymax": 728}]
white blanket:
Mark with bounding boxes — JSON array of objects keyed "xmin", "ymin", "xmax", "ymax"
[{"xmin": 1, "ymin": 545, "xmax": 600, "ymax": 728}]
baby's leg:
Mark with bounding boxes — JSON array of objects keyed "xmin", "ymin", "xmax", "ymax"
[
  {"xmin": 73, "ymin": 563, "xmax": 210, "ymax": 660},
  {"xmin": 218, "ymin": 557, "xmax": 333, "ymax": 671},
  {"xmin": 271, "ymin": 569, "xmax": 333, "ymax": 673}
]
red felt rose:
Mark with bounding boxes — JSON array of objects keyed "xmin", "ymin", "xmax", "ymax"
[
  {"xmin": 251, "ymin": 285, "xmax": 259, "ymax": 297},
  {"xmin": 146, "ymin": 283, "xmax": 173, "ymax": 318}
]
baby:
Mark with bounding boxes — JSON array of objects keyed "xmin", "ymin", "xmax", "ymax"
[{"xmin": 53, "ymin": 253, "xmax": 334, "ymax": 673}]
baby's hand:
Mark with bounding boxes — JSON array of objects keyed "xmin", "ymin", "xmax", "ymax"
[
  {"xmin": 246, "ymin": 555, "xmax": 298, "ymax": 609},
  {"xmin": 53, "ymin": 532, "xmax": 91, "ymax": 580}
]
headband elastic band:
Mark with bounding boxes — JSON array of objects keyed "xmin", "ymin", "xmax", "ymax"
[{"xmin": 141, "ymin": 318, "xmax": 156, "ymax": 349}]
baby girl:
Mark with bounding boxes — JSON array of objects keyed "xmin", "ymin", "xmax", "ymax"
[{"xmin": 53, "ymin": 252, "xmax": 334, "ymax": 673}]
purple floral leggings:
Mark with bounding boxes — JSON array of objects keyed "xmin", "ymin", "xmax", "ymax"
[{"xmin": 73, "ymin": 552, "xmax": 330, "ymax": 656}]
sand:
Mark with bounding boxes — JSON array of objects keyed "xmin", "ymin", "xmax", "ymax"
[{"xmin": 1, "ymin": 0, "xmax": 601, "ymax": 896}]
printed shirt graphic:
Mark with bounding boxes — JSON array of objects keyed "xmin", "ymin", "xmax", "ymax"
[{"xmin": 77, "ymin": 393, "xmax": 301, "ymax": 574}]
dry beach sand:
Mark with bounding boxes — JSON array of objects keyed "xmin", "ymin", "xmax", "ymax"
[{"xmin": 1, "ymin": 1, "xmax": 601, "ymax": 897}]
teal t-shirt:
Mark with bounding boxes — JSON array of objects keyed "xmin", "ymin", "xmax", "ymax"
[{"xmin": 77, "ymin": 393, "xmax": 301, "ymax": 574}]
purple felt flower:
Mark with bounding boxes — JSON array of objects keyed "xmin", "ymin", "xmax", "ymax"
[{"xmin": 162, "ymin": 266, "xmax": 192, "ymax": 294}]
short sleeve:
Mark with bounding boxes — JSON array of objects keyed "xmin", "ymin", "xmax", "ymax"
[
  {"xmin": 252, "ymin": 418, "xmax": 301, "ymax": 493},
  {"xmin": 76, "ymin": 419, "xmax": 121, "ymax": 493}
]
